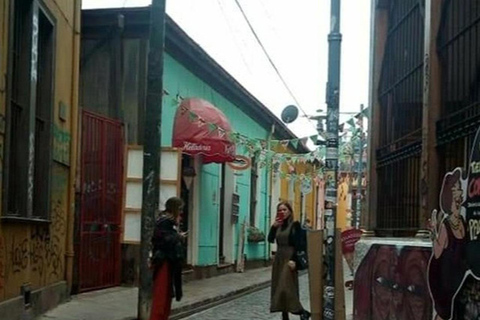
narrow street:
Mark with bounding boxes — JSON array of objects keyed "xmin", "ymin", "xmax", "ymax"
[
  {"xmin": 182, "ymin": 274, "xmax": 311, "ymax": 320},
  {"xmin": 38, "ymin": 261, "xmax": 353, "ymax": 320}
]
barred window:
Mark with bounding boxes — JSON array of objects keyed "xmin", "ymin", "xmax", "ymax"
[{"xmin": 4, "ymin": 0, "xmax": 55, "ymax": 221}]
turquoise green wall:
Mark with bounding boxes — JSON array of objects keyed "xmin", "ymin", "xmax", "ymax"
[
  {"xmin": 162, "ymin": 54, "xmax": 271, "ymax": 266},
  {"xmin": 197, "ymin": 163, "xmax": 220, "ymax": 265},
  {"xmin": 161, "ymin": 54, "xmax": 268, "ymax": 144}
]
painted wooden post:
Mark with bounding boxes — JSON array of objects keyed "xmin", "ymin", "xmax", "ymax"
[
  {"xmin": 334, "ymin": 229, "xmax": 346, "ymax": 320},
  {"xmin": 308, "ymin": 230, "xmax": 324, "ymax": 320},
  {"xmin": 420, "ymin": 0, "xmax": 442, "ymax": 232}
]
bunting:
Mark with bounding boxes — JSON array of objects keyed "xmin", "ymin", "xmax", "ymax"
[
  {"xmin": 208, "ymin": 123, "xmax": 218, "ymax": 133},
  {"xmin": 290, "ymin": 139, "xmax": 299, "ymax": 149},
  {"xmin": 173, "ymin": 99, "xmax": 332, "ymax": 178}
]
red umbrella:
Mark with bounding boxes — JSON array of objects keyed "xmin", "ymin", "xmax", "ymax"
[{"xmin": 172, "ymin": 98, "xmax": 236, "ymax": 164}]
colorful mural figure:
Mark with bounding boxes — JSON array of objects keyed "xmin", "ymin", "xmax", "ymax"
[
  {"xmin": 427, "ymin": 127, "xmax": 480, "ymax": 320},
  {"xmin": 427, "ymin": 168, "xmax": 468, "ymax": 320},
  {"xmin": 453, "ymin": 127, "xmax": 480, "ymax": 320},
  {"xmin": 466, "ymin": 128, "xmax": 480, "ymax": 277}
]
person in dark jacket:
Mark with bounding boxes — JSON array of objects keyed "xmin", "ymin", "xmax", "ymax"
[
  {"xmin": 149, "ymin": 197, "xmax": 186, "ymax": 320},
  {"xmin": 269, "ymin": 201, "xmax": 311, "ymax": 320}
]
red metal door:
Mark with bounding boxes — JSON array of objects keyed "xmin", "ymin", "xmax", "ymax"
[{"xmin": 79, "ymin": 111, "xmax": 124, "ymax": 292}]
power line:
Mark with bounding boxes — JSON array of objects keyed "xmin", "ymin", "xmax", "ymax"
[
  {"xmin": 233, "ymin": 0, "xmax": 316, "ymax": 130},
  {"xmin": 258, "ymin": 0, "xmax": 281, "ymax": 39},
  {"xmin": 216, "ymin": 0, "xmax": 253, "ymax": 76}
]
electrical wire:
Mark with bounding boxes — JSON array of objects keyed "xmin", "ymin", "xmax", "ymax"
[
  {"xmin": 216, "ymin": 0, "xmax": 253, "ymax": 76},
  {"xmin": 258, "ymin": 0, "xmax": 281, "ymax": 39},
  {"xmin": 233, "ymin": 0, "xmax": 317, "ymax": 130}
]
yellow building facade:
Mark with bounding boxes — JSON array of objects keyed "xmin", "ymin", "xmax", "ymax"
[
  {"xmin": 273, "ymin": 145, "xmax": 319, "ymax": 228},
  {"xmin": 0, "ymin": 1, "xmax": 80, "ymax": 318}
]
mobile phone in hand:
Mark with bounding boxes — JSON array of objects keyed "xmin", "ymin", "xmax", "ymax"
[{"xmin": 276, "ymin": 211, "xmax": 284, "ymax": 221}]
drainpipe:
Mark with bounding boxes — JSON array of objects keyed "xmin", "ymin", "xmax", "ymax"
[{"xmin": 65, "ymin": 0, "xmax": 81, "ymax": 294}]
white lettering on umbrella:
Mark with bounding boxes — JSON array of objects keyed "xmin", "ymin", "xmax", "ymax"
[{"xmin": 183, "ymin": 141, "xmax": 212, "ymax": 151}]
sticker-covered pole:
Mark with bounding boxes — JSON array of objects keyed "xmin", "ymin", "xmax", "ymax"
[
  {"xmin": 323, "ymin": 0, "xmax": 342, "ymax": 318},
  {"xmin": 138, "ymin": 0, "xmax": 166, "ymax": 318}
]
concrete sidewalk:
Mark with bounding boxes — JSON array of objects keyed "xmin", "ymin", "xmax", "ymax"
[{"xmin": 38, "ymin": 267, "xmax": 273, "ymax": 320}]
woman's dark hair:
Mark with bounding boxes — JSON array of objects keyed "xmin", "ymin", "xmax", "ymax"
[
  {"xmin": 277, "ymin": 201, "xmax": 293, "ymax": 215},
  {"xmin": 164, "ymin": 197, "xmax": 184, "ymax": 218},
  {"xmin": 440, "ymin": 169, "xmax": 462, "ymax": 214}
]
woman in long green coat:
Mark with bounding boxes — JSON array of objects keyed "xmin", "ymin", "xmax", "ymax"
[{"xmin": 268, "ymin": 201, "xmax": 311, "ymax": 320}]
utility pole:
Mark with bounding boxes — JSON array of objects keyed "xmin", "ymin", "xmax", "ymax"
[
  {"xmin": 138, "ymin": 0, "xmax": 167, "ymax": 319},
  {"xmin": 324, "ymin": 0, "xmax": 342, "ymax": 318},
  {"xmin": 355, "ymin": 104, "xmax": 364, "ymax": 229}
]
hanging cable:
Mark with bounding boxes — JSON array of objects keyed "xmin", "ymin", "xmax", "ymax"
[
  {"xmin": 233, "ymin": 0, "xmax": 316, "ymax": 129},
  {"xmin": 216, "ymin": 0, "xmax": 253, "ymax": 76}
]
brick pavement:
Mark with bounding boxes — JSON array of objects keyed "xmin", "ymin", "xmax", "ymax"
[
  {"xmin": 183, "ymin": 274, "xmax": 310, "ymax": 320},
  {"xmin": 37, "ymin": 262, "xmax": 353, "ymax": 320},
  {"xmin": 183, "ymin": 263, "xmax": 353, "ymax": 320}
]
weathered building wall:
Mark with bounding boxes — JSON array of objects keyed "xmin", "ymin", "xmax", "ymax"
[
  {"xmin": 363, "ymin": 0, "xmax": 480, "ymax": 317},
  {"xmin": 0, "ymin": 1, "xmax": 80, "ymax": 316}
]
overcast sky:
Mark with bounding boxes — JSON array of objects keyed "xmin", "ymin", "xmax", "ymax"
[{"xmin": 82, "ymin": 0, "xmax": 371, "ymax": 141}]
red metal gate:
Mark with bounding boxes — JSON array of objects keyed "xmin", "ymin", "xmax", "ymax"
[{"xmin": 79, "ymin": 111, "xmax": 124, "ymax": 292}]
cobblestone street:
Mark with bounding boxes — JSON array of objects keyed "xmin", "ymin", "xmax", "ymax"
[{"xmin": 183, "ymin": 275, "xmax": 311, "ymax": 320}]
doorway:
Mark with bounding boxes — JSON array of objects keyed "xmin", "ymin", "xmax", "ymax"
[
  {"xmin": 78, "ymin": 111, "xmax": 123, "ymax": 292},
  {"xmin": 219, "ymin": 164, "xmax": 227, "ymax": 264},
  {"xmin": 181, "ymin": 155, "xmax": 194, "ymax": 268}
]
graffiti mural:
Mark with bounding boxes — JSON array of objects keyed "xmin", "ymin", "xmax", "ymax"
[
  {"xmin": 427, "ymin": 167, "xmax": 468, "ymax": 320},
  {"xmin": 39, "ymin": 165, "xmax": 68, "ymax": 283},
  {"xmin": 6, "ymin": 225, "xmax": 64, "ymax": 282},
  {"xmin": 9, "ymin": 237, "xmax": 29, "ymax": 274},
  {"xmin": 1, "ymin": 165, "xmax": 68, "ymax": 296},
  {"xmin": 30, "ymin": 225, "xmax": 63, "ymax": 280},
  {"xmin": 354, "ymin": 244, "xmax": 432, "ymax": 320},
  {"xmin": 426, "ymin": 127, "xmax": 480, "ymax": 319}
]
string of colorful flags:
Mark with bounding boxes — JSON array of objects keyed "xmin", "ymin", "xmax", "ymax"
[
  {"xmin": 173, "ymin": 96, "xmax": 367, "ymax": 181},
  {"xmin": 176, "ymin": 97, "xmax": 326, "ymax": 150},
  {"xmin": 174, "ymin": 95, "xmax": 368, "ymax": 140}
]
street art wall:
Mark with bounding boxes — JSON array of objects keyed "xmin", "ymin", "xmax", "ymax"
[
  {"xmin": 427, "ymin": 127, "xmax": 480, "ymax": 319},
  {"xmin": 354, "ymin": 127, "xmax": 480, "ymax": 320},
  {"xmin": 0, "ymin": 164, "xmax": 69, "ymax": 301},
  {"xmin": 353, "ymin": 243, "xmax": 432, "ymax": 320}
]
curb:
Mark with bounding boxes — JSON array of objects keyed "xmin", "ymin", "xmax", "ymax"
[{"xmin": 169, "ymin": 280, "xmax": 271, "ymax": 320}]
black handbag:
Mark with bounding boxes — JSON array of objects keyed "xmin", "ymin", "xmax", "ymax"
[
  {"xmin": 291, "ymin": 224, "xmax": 309, "ymax": 270},
  {"xmin": 296, "ymin": 250, "xmax": 309, "ymax": 270}
]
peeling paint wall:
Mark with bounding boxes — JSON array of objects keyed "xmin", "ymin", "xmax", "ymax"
[{"xmin": 0, "ymin": 0, "xmax": 79, "ymax": 303}]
